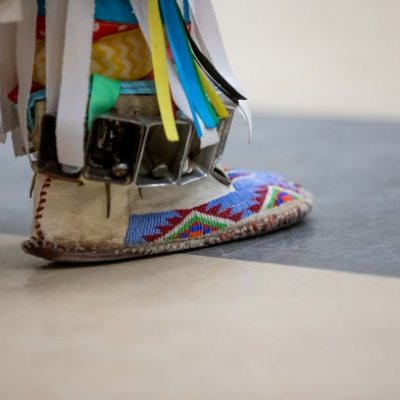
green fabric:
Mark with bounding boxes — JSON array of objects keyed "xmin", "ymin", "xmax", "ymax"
[{"xmin": 88, "ymin": 74, "xmax": 121, "ymax": 130}]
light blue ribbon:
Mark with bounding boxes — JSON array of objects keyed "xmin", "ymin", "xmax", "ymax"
[{"xmin": 159, "ymin": 0, "xmax": 219, "ymax": 137}]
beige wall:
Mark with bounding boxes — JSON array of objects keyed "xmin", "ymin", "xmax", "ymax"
[{"xmin": 214, "ymin": 0, "xmax": 400, "ymax": 119}]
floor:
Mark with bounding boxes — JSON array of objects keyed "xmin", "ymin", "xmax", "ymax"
[
  {"xmin": 196, "ymin": 114, "xmax": 400, "ymax": 277},
  {"xmin": 1, "ymin": 114, "xmax": 400, "ymax": 399}
]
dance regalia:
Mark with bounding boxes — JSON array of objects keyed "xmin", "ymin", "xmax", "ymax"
[{"xmin": 0, "ymin": 0, "xmax": 312, "ymax": 262}]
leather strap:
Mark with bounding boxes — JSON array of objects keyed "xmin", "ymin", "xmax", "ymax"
[
  {"xmin": 55, "ymin": 0, "xmax": 95, "ymax": 168},
  {"xmin": 15, "ymin": 0, "xmax": 37, "ymax": 157},
  {"xmin": 45, "ymin": 0, "xmax": 68, "ymax": 115}
]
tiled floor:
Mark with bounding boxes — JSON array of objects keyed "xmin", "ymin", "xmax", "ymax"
[{"xmin": 1, "ymin": 114, "xmax": 400, "ymax": 399}]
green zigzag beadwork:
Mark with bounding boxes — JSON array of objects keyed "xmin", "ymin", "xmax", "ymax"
[{"xmin": 164, "ymin": 213, "xmax": 231, "ymax": 241}]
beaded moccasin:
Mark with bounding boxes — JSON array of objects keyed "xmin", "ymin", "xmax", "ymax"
[{"xmin": 23, "ymin": 169, "xmax": 312, "ymax": 262}]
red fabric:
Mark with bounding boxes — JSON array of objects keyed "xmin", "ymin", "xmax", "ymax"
[
  {"xmin": 8, "ymin": 83, "xmax": 44, "ymax": 103},
  {"xmin": 36, "ymin": 17, "xmax": 191, "ymax": 43},
  {"xmin": 92, "ymin": 20, "xmax": 138, "ymax": 42},
  {"xmin": 36, "ymin": 16, "xmax": 139, "ymax": 43}
]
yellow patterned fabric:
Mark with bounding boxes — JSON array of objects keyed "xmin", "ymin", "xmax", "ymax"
[
  {"xmin": 91, "ymin": 29, "xmax": 152, "ymax": 81},
  {"xmin": 33, "ymin": 39, "xmax": 46, "ymax": 86},
  {"xmin": 33, "ymin": 29, "xmax": 153, "ymax": 86}
]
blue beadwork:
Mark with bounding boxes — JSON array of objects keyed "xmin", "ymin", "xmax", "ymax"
[{"xmin": 125, "ymin": 171, "xmax": 302, "ymax": 246}]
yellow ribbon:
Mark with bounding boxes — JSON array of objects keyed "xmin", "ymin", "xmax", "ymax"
[
  {"xmin": 196, "ymin": 64, "xmax": 229, "ymax": 119},
  {"xmin": 148, "ymin": 0, "xmax": 179, "ymax": 142}
]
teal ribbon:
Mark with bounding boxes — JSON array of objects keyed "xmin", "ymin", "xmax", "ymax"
[
  {"xmin": 159, "ymin": 0, "xmax": 219, "ymax": 137},
  {"xmin": 88, "ymin": 74, "xmax": 122, "ymax": 130}
]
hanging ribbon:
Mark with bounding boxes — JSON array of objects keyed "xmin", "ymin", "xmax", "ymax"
[
  {"xmin": 196, "ymin": 65, "xmax": 229, "ymax": 120},
  {"xmin": 88, "ymin": 74, "xmax": 121, "ymax": 130},
  {"xmin": 169, "ymin": 1, "xmax": 232, "ymax": 120},
  {"xmin": 188, "ymin": 31, "xmax": 246, "ymax": 105},
  {"xmin": 46, "ymin": 0, "xmax": 68, "ymax": 115},
  {"xmin": 148, "ymin": 0, "xmax": 179, "ymax": 142},
  {"xmin": 190, "ymin": 0, "xmax": 253, "ymax": 138},
  {"xmin": 172, "ymin": 4, "xmax": 246, "ymax": 105},
  {"xmin": 159, "ymin": 0, "xmax": 219, "ymax": 133},
  {"xmin": 0, "ymin": 22, "xmax": 18, "ymax": 144},
  {"xmin": 129, "ymin": 0, "xmax": 220, "ymax": 148},
  {"xmin": 55, "ymin": 0, "xmax": 95, "ymax": 168},
  {"xmin": 15, "ymin": 0, "xmax": 37, "ymax": 157}
]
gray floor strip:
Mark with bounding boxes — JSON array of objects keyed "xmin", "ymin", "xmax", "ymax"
[{"xmin": 193, "ymin": 114, "xmax": 400, "ymax": 278}]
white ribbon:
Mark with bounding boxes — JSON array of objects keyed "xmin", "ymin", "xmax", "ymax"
[
  {"xmin": 190, "ymin": 0, "xmax": 253, "ymax": 139},
  {"xmin": 0, "ymin": 22, "xmax": 18, "ymax": 144},
  {"xmin": 15, "ymin": 0, "xmax": 37, "ymax": 156},
  {"xmin": 0, "ymin": 0, "xmax": 23, "ymax": 24},
  {"xmin": 129, "ymin": 0, "xmax": 220, "ymax": 149},
  {"xmin": 46, "ymin": 0, "xmax": 68, "ymax": 115},
  {"xmin": 0, "ymin": 0, "xmax": 24, "ymax": 144},
  {"xmin": 55, "ymin": 0, "xmax": 95, "ymax": 168}
]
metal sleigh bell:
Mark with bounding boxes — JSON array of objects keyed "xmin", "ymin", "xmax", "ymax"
[{"xmin": 36, "ymin": 94, "xmax": 236, "ymax": 187}]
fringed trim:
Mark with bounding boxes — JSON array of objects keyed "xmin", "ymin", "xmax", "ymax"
[{"xmin": 1, "ymin": 0, "xmax": 251, "ymax": 168}]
